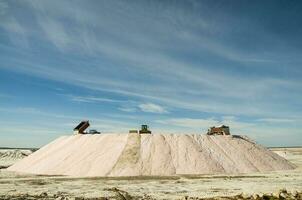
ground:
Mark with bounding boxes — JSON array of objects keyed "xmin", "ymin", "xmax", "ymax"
[{"xmin": 0, "ymin": 147, "xmax": 301, "ymax": 199}]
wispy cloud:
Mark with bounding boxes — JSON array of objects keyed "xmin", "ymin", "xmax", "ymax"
[
  {"xmin": 0, "ymin": 0, "xmax": 302, "ymax": 147},
  {"xmin": 0, "ymin": 2, "xmax": 28, "ymax": 47},
  {"xmin": 0, "ymin": 1, "xmax": 8, "ymax": 15},
  {"xmin": 0, "ymin": 106, "xmax": 138, "ymax": 133},
  {"xmin": 156, "ymin": 116, "xmax": 253, "ymax": 131},
  {"xmin": 36, "ymin": 15, "xmax": 73, "ymax": 51},
  {"xmin": 138, "ymin": 103, "xmax": 168, "ymax": 114},
  {"xmin": 67, "ymin": 95, "xmax": 123, "ymax": 103},
  {"xmin": 157, "ymin": 118, "xmax": 218, "ymax": 128},
  {"xmin": 0, "ymin": 0, "xmax": 300, "ymax": 120},
  {"xmin": 257, "ymin": 118, "xmax": 298, "ymax": 123},
  {"xmin": 118, "ymin": 106, "xmax": 137, "ymax": 113}
]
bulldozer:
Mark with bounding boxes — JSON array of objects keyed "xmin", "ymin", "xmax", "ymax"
[{"xmin": 139, "ymin": 125, "xmax": 152, "ymax": 134}]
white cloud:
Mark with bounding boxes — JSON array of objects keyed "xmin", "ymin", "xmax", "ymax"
[
  {"xmin": 157, "ymin": 118, "xmax": 219, "ymax": 128},
  {"xmin": 36, "ymin": 15, "xmax": 72, "ymax": 51},
  {"xmin": 257, "ymin": 118, "xmax": 298, "ymax": 123},
  {"xmin": 0, "ymin": 126, "xmax": 58, "ymax": 135},
  {"xmin": 118, "ymin": 107, "xmax": 136, "ymax": 113},
  {"xmin": 138, "ymin": 103, "xmax": 168, "ymax": 114},
  {"xmin": 68, "ymin": 95, "xmax": 123, "ymax": 103},
  {"xmin": 0, "ymin": 1, "xmax": 8, "ymax": 15},
  {"xmin": 156, "ymin": 116, "xmax": 258, "ymax": 134},
  {"xmin": 0, "ymin": 2, "xmax": 29, "ymax": 47},
  {"xmin": 1, "ymin": 0, "xmax": 301, "ymax": 121},
  {"xmin": 1, "ymin": 17, "xmax": 24, "ymax": 34},
  {"xmin": 0, "ymin": 16, "xmax": 28, "ymax": 47}
]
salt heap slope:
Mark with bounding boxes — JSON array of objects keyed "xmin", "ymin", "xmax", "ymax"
[{"xmin": 8, "ymin": 133, "xmax": 295, "ymax": 177}]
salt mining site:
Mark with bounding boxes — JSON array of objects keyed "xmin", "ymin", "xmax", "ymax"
[{"xmin": 1, "ymin": 121, "xmax": 302, "ymax": 199}]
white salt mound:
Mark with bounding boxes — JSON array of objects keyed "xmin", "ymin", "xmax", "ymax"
[
  {"xmin": 0, "ymin": 149, "xmax": 32, "ymax": 168},
  {"xmin": 7, "ymin": 133, "xmax": 295, "ymax": 177}
]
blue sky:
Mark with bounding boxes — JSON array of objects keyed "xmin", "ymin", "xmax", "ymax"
[{"xmin": 0, "ymin": 0, "xmax": 301, "ymax": 148}]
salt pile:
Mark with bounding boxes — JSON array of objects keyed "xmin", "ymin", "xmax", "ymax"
[
  {"xmin": 8, "ymin": 133, "xmax": 295, "ymax": 177},
  {"xmin": 0, "ymin": 149, "xmax": 32, "ymax": 168},
  {"xmin": 0, "ymin": 150, "xmax": 32, "ymax": 160}
]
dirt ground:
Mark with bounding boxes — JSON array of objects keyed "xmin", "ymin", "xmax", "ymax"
[{"xmin": 0, "ymin": 147, "xmax": 301, "ymax": 199}]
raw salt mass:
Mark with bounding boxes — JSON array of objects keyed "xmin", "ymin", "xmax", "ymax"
[
  {"xmin": 0, "ymin": 149, "xmax": 32, "ymax": 168},
  {"xmin": 0, "ymin": 150, "xmax": 32, "ymax": 160},
  {"xmin": 7, "ymin": 133, "xmax": 295, "ymax": 177}
]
